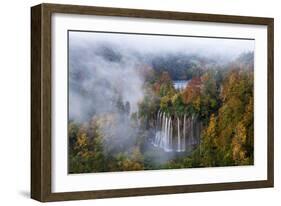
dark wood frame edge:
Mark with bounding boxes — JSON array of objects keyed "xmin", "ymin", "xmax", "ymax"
[{"xmin": 31, "ymin": 3, "xmax": 274, "ymax": 202}]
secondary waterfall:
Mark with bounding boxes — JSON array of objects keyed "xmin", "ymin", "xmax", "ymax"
[
  {"xmin": 173, "ymin": 80, "xmax": 189, "ymax": 91},
  {"xmin": 153, "ymin": 111, "xmax": 201, "ymax": 152}
]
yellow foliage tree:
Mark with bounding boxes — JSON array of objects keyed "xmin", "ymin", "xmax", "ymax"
[
  {"xmin": 201, "ymin": 114, "xmax": 219, "ymax": 166},
  {"xmin": 232, "ymin": 122, "xmax": 247, "ymax": 164}
]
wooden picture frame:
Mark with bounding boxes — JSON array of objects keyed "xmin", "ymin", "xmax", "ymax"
[{"xmin": 31, "ymin": 3, "xmax": 274, "ymax": 202}]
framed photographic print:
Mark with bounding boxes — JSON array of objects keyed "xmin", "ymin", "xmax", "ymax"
[{"xmin": 31, "ymin": 3, "xmax": 274, "ymax": 202}]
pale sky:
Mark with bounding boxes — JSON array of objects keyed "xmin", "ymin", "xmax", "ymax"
[{"xmin": 69, "ymin": 30, "xmax": 255, "ymax": 60}]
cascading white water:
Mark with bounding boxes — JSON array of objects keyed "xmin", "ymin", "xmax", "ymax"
[
  {"xmin": 182, "ymin": 114, "xmax": 186, "ymax": 152},
  {"xmin": 153, "ymin": 111, "xmax": 200, "ymax": 152},
  {"xmin": 177, "ymin": 117, "xmax": 181, "ymax": 152},
  {"xmin": 153, "ymin": 111, "xmax": 172, "ymax": 151}
]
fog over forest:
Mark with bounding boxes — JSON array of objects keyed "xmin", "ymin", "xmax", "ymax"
[
  {"xmin": 68, "ymin": 31, "xmax": 255, "ymax": 173},
  {"xmin": 69, "ymin": 31, "xmax": 254, "ymax": 123}
]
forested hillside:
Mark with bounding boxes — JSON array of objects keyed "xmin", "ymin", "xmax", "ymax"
[{"xmin": 68, "ymin": 49, "xmax": 254, "ymax": 173}]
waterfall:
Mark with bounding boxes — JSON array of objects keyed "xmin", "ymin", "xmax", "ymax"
[
  {"xmin": 182, "ymin": 114, "xmax": 186, "ymax": 152},
  {"xmin": 167, "ymin": 117, "xmax": 171, "ymax": 150},
  {"xmin": 153, "ymin": 110, "xmax": 200, "ymax": 152},
  {"xmin": 177, "ymin": 117, "xmax": 181, "ymax": 152},
  {"xmin": 169, "ymin": 118, "xmax": 173, "ymax": 151}
]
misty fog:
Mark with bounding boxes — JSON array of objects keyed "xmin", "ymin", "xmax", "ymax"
[
  {"xmin": 67, "ymin": 30, "xmax": 256, "ymax": 173},
  {"xmin": 69, "ymin": 31, "xmax": 254, "ymax": 123}
]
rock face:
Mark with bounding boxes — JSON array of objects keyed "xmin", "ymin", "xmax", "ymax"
[{"xmin": 152, "ymin": 111, "xmax": 201, "ymax": 152}]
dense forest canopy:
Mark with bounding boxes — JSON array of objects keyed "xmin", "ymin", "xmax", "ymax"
[{"xmin": 68, "ymin": 31, "xmax": 254, "ymax": 173}]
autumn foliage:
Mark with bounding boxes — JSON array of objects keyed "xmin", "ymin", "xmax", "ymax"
[{"xmin": 68, "ymin": 53, "xmax": 254, "ymax": 173}]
